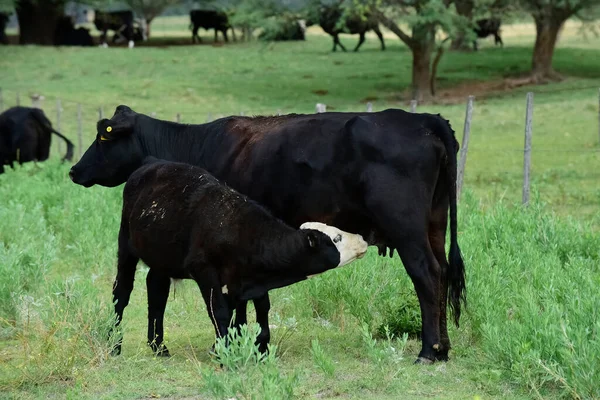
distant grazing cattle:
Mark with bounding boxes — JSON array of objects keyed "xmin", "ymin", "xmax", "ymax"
[
  {"xmin": 473, "ymin": 18, "xmax": 503, "ymax": 51},
  {"xmin": 54, "ymin": 16, "xmax": 94, "ymax": 47},
  {"xmin": 315, "ymin": 4, "xmax": 384, "ymax": 52},
  {"xmin": 94, "ymin": 9, "xmax": 144, "ymax": 47},
  {"xmin": 0, "ymin": 12, "xmax": 9, "ymax": 45},
  {"xmin": 70, "ymin": 105, "xmax": 466, "ymax": 364},
  {"xmin": 0, "ymin": 107, "xmax": 74, "ymax": 174},
  {"xmin": 108, "ymin": 157, "xmax": 367, "ymax": 355},
  {"xmin": 189, "ymin": 9, "xmax": 234, "ymax": 43}
]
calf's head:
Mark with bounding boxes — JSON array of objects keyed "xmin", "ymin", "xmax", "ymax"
[
  {"xmin": 69, "ymin": 105, "xmax": 143, "ymax": 187},
  {"xmin": 300, "ymin": 222, "xmax": 368, "ymax": 272}
]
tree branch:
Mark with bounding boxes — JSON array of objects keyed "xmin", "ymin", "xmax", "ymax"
[{"xmin": 371, "ymin": 8, "xmax": 414, "ymax": 48}]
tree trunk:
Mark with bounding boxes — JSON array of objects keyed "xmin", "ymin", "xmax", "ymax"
[
  {"xmin": 411, "ymin": 25, "xmax": 435, "ymax": 102},
  {"xmin": 531, "ymin": 17, "xmax": 564, "ymax": 81},
  {"xmin": 412, "ymin": 46, "xmax": 432, "ymax": 102},
  {"xmin": 451, "ymin": 0, "xmax": 474, "ymax": 51},
  {"xmin": 16, "ymin": 0, "xmax": 64, "ymax": 45},
  {"xmin": 145, "ymin": 18, "xmax": 153, "ymax": 39}
]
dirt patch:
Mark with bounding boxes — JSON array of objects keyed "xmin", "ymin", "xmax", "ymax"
[
  {"xmin": 312, "ymin": 89, "xmax": 329, "ymax": 96},
  {"xmin": 360, "ymin": 96, "xmax": 379, "ymax": 103}
]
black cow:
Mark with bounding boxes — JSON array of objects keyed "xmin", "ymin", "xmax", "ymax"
[
  {"xmin": 316, "ymin": 3, "xmax": 384, "ymax": 52},
  {"xmin": 94, "ymin": 9, "xmax": 142, "ymax": 46},
  {"xmin": 110, "ymin": 157, "xmax": 367, "ymax": 356},
  {"xmin": 0, "ymin": 107, "xmax": 74, "ymax": 174},
  {"xmin": 190, "ymin": 9, "xmax": 234, "ymax": 43},
  {"xmin": 473, "ymin": 18, "xmax": 503, "ymax": 51},
  {"xmin": 54, "ymin": 16, "xmax": 94, "ymax": 47},
  {"xmin": 70, "ymin": 105, "xmax": 466, "ymax": 364},
  {"xmin": 0, "ymin": 12, "xmax": 9, "ymax": 45}
]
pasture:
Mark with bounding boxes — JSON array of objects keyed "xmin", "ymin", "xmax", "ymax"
[{"xmin": 1, "ymin": 17, "xmax": 599, "ymax": 399}]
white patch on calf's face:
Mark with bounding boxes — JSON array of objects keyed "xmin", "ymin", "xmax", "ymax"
[{"xmin": 300, "ymin": 222, "xmax": 368, "ymax": 267}]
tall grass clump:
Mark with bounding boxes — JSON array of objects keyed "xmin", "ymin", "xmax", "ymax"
[
  {"xmin": 460, "ymin": 192, "xmax": 600, "ymax": 398},
  {"xmin": 201, "ymin": 323, "xmax": 298, "ymax": 399}
]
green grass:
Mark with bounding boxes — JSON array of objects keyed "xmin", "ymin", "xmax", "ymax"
[
  {"xmin": 0, "ymin": 162, "xmax": 598, "ymax": 399},
  {"xmin": 0, "ymin": 17, "xmax": 599, "ymax": 399}
]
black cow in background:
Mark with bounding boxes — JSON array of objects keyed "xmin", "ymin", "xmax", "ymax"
[
  {"xmin": 0, "ymin": 12, "xmax": 9, "ymax": 44},
  {"xmin": 473, "ymin": 18, "xmax": 503, "ymax": 51},
  {"xmin": 54, "ymin": 16, "xmax": 94, "ymax": 47},
  {"xmin": 0, "ymin": 107, "xmax": 74, "ymax": 174},
  {"xmin": 94, "ymin": 9, "xmax": 144, "ymax": 46},
  {"xmin": 190, "ymin": 9, "xmax": 235, "ymax": 43},
  {"xmin": 314, "ymin": 3, "xmax": 385, "ymax": 52}
]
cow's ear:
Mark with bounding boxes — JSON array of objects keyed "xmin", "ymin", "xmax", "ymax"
[{"xmin": 97, "ymin": 106, "xmax": 137, "ymax": 137}]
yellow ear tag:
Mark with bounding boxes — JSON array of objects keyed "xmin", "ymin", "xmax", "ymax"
[{"xmin": 106, "ymin": 126, "xmax": 113, "ymax": 132}]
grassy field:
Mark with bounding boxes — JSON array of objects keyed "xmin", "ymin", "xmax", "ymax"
[{"xmin": 0, "ymin": 17, "xmax": 599, "ymax": 399}]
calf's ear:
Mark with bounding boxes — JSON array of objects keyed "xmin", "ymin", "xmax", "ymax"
[{"xmin": 306, "ymin": 230, "xmax": 319, "ymax": 248}]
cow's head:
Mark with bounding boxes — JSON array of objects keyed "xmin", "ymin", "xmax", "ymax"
[
  {"xmin": 69, "ymin": 105, "xmax": 144, "ymax": 187},
  {"xmin": 300, "ymin": 222, "xmax": 368, "ymax": 270}
]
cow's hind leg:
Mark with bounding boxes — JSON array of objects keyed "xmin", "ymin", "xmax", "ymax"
[
  {"xmin": 495, "ymin": 33, "xmax": 503, "ymax": 47},
  {"xmin": 353, "ymin": 32, "xmax": 366, "ymax": 52},
  {"xmin": 373, "ymin": 26, "xmax": 385, "ymax": 50},
  {"xmin": 365, "ymin": 178, "xmax": 442, "ymax": 363},
  {"xmin": 110, "ymin": 222, "xmax": 139, "ymax": 355},
  {"xmin": 146, "ymin": 270, "xmax": 171, "ymax": 356},
  {"xmin": 429, "ymin": 196, "xmax": 452, "ymax": 361}
]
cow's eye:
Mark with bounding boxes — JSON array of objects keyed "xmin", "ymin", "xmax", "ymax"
[{"xmin": 333, "ymin": 234, "xmax": 342, "ymax": 243}]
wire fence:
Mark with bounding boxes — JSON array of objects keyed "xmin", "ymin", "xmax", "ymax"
[{"xmin": 1, "ymin": 87, "xmax": 599, "ymax": 217}]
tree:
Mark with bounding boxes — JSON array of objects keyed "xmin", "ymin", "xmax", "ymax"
[
  {"xmin": 352, "ymin": 0, "xmax": 463, "ymax": 102},
  {"xmin": 0, "ymin": 0, "xmax": 112, "ymax": 45},
  {"xmin": 123, "ymin": 0, "xmax": 180, "ymax": 37},
  {"xmin": 518, "ymin": 0, "xmax": 597, "ymax": 81}
]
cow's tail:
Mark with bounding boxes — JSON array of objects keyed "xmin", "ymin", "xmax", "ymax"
[
  {"xmin": 31, "ymin": 109, "xmax": 75, "ymax": 162},
  {"xmin": 433, "ymin": 115, "xmax": 466, "ymax": 328},
  {"xmin": 51, "ymin": 128, "xmax": 75, "ymax": 162}
]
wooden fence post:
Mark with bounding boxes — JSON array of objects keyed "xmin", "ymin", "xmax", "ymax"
[
  {"xmin": 456, "ymin": 95, "xmax": 474, "ymax": 201},
  {"xmin": 522, "ymin": 92, "xmax": 534, "ymax": 206},
  {"xmin": 77, "ymin": 104, "xmax": 83, "ymax": 160},
  {"xmin": 30, "ymin": 94, "xmax": 43, "ymax": 108},
  {"xmin": 240, "ymin": 111, "xmax": 245, "ymax": 116},
  {"xmin": 410, "ymin": 100, "xmax": 417, "ymax": 113},
  {"xmin": 366, "ymin": 102, "xmax": 373, "ymax": 112},
  {"xmin": 316, "ymin": 103, "xmax": 326, "ymax": 113},
  {"xmin": 56, "ymin": 100, "xmax": 63, "ymax": 155},
  {"xmin": 151, "ymin": 112, "xmax": 156, "ymax": 118},
  {"xmin": 98, "ymin": 107, "xmax": 104, "ymax": 120},
  {"xmin": 176, "ymin": 113, "xmax": 181, "ymax": 123},
  {"xmin": 206, "ymin": 112, "xmax": 212, "ymax": 122},
  {"xmin": 276, "ymin": 109, "xmax": 281, "ymax": 116}
]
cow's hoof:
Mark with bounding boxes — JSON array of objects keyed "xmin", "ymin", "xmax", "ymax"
[
  {"xmin": 414, "ymin": 356, "xmax": 435, "ymax": 365},
  {"xmin": 155, "ymin": 346, "xmax": 171, "ymax": 357},
  {"xmin": 435, "ymin": 353, "xmax": 449, "ymax": 362}
]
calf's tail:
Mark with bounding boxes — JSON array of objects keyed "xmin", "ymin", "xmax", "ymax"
[{"xmin": 433, "ymin": 115, "xmax": 467, "ymax": 327}]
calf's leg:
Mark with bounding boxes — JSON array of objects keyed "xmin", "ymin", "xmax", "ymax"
[
  {"xmin": 189, "ymin": 264, "xmax": 232, "ymax": 347},
  {"xmin": 253, "ymin": 294, "xmax": 271, "ymax": 353},
  {"xmin": 146, "ymin": 270, "xmax": 171, "ymax": 356}
]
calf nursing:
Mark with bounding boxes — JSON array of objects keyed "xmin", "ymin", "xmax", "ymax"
[{"xmin": 111, "ymin": 158, "xmax": 368, "ymax": 356}]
